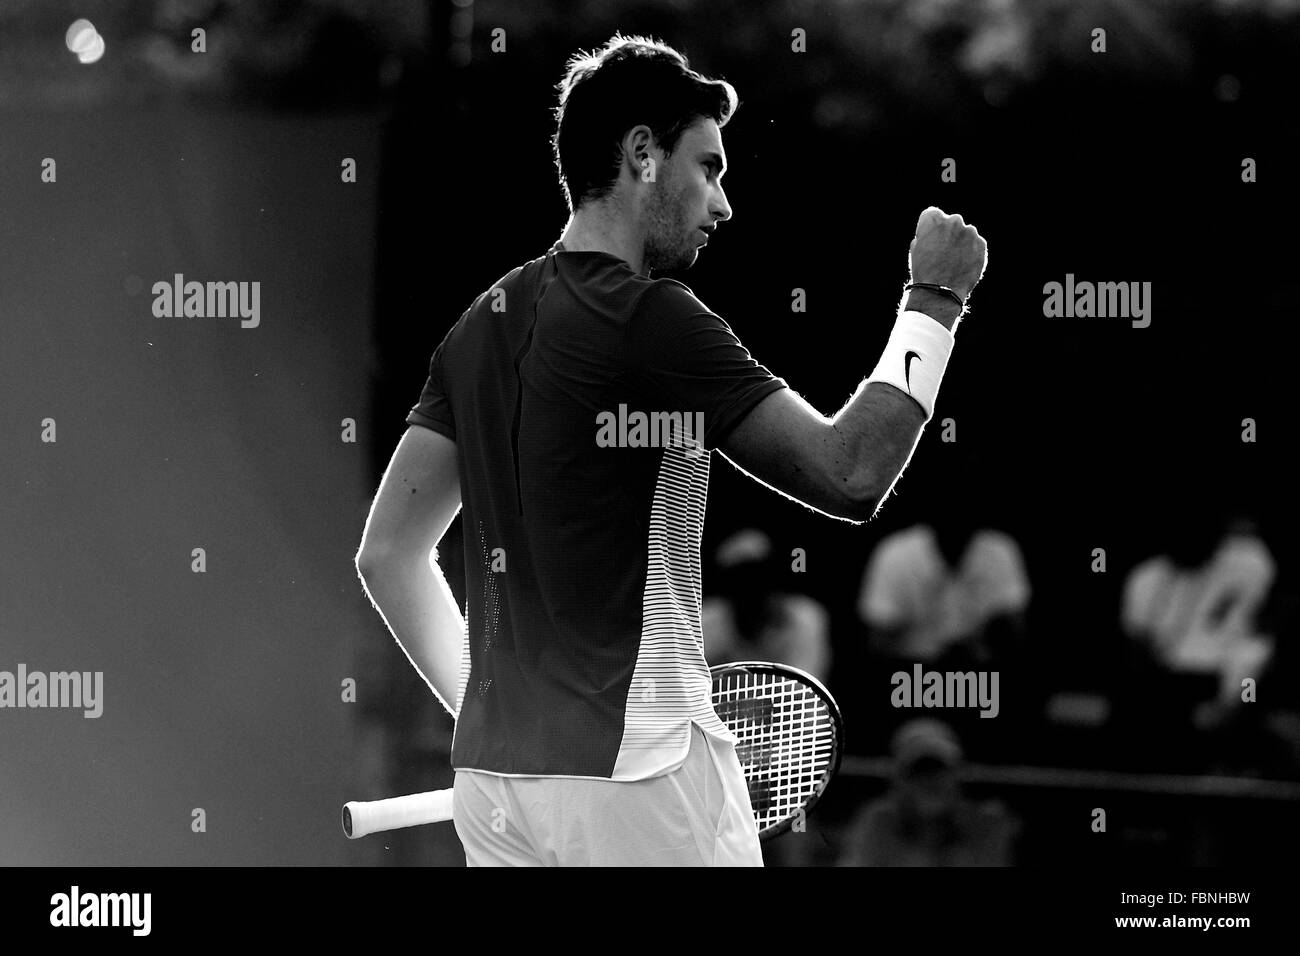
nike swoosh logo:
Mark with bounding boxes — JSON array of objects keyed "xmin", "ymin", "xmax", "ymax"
[{"xmin": 904, "ymin": 351, "xmax": 920, "ymax": 391}]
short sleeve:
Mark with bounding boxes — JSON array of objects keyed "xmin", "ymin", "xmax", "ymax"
[
  {"xmin": 628, "ymin": 280, "xmax": 786, "ymax": 451},
  {"xmin": 405, "ymin": 329, "xmax": 457, "ymax": 441}
]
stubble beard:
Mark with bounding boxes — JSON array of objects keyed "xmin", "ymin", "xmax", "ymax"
[{"xmin": 642, "ymin": 176, "xmax": 696, "ymax": 274}]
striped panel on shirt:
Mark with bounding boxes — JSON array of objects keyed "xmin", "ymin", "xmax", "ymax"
[{"xmin": 612, "ymin": 441, "xmax": 734, "ymax": 780}]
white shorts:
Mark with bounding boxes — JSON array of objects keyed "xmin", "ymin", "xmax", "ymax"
[{"xmin": 452, "ymin": 724, "xmax": 764, "ymax": 866}]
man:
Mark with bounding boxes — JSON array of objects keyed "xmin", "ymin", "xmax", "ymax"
[
  {"xmin": 354, "ymin": 33, "xmax": 987, "ymax": 866},
  {"xmin": 858, "ymin": 517, "xmax": 1030, "ymax": 665},
  {"xmin": 1122, "ymin": 514, "xmax": 1275, "ymax": 713},
  {"xmin": 837, "ymin": 720, "xmax": 1019, "ymax": 867}
]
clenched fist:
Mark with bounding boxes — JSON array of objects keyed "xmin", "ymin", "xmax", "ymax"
[{"xmin": 909, "ymin": 207, "xmax": 988, "ymax": 303}]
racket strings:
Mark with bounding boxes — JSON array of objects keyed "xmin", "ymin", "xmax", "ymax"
[{"xmin": 712, "ymin": 671, "xmax": 836, "ymax": 830}]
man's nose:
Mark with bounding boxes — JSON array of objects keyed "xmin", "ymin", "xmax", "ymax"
[{"xmin": 711, "ymin": 186, "xmax": 732, "ymax": 223}]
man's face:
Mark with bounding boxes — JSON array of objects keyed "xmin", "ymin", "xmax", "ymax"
[{"xmin": 641, "ymin": 117, "xmax": 732, "ymax": 273}]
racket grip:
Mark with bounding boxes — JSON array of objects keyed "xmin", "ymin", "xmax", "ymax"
[{"xmin": 342, "ymin": 788, "xmax": 455, "ymax": 839}]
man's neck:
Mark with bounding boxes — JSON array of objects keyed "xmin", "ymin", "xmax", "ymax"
[{"xmin": 558, "ymin": 204, "xmax": 645, "ymax": 275}]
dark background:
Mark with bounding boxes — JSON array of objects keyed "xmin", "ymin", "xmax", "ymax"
[{"xmin": 1, "ymin": 0, "xmax": 1296, "ymax": 866}]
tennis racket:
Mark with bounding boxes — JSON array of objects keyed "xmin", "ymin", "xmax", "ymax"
[{"xmin": 343, "ymin": 660, "xmax": 843, "ymax": 841}]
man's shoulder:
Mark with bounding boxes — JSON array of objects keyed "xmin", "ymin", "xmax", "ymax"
[
  {"xmin": 625, "ymin": 278, "xmax": 730, "ymax": 351},
  {"xmin": 476, "ymin": 252, "xmax": 555, "ymax": 310},
  {"xmin": 448, "ymin": 251, "xmax": 564, "ymax": 337},
  {"xmin": 635, "ymin": 276, "xmax": 709, "ymax": 316},
  {"xmin": 458, "ymin": 251, "xmax": 713, "ymax": 332}
]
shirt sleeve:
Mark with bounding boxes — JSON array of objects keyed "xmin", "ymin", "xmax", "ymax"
[
  {"xmin": 405, "ymin": 327, "xmax": 457, "ymax": 441},
  {"xmin": 628, "ymin": 280, "xmax": 786, "ymax": 451}
]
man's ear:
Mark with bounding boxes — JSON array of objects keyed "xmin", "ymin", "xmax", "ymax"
[{"xmin": 621, "ymin": 125, "xmax": 657, "ymax": 184}]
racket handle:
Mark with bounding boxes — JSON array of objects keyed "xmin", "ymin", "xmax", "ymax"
[{"xmin": 342, "ymin": 788, "xmax": 455, "ymax": 839}]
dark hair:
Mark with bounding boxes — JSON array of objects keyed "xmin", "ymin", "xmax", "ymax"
[{"xmin": 551, "ymin": 34, "xmax": 739, "ymax": 213}]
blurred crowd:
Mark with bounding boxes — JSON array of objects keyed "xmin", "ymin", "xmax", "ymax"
[{"xmin": 701, "ymin": 510, "xmax": 1298, "ymax": 866}]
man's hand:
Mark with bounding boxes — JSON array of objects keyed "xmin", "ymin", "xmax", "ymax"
[{"xmin": 904, "ymin": 207, "xmax": 988, "ymax": 330}]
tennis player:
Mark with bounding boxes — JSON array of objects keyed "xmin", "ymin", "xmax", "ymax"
[{"xmin": 354, "ymin": 33, "xmax": 987, "ymax": 866}]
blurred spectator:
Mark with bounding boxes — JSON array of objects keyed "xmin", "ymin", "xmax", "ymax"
[
  {"xmin": 838, "ymin": 719, "xmax": 1019, "ymax": 867},
  {"xmin": 703, "ymin": 528, "xmax": 831, "ymax": 683},
  {"xmin": 1122, "ymin": 514, "xmax": 1276, "ymax": 714},
  {"xmin": 857, "ymin": 518, "xmax": 1030, "ymax": 666}
]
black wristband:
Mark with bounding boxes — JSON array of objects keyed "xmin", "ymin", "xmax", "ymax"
[{"xmin": 904, "ymin": 281, "xmax": 965, "ymax": 307}]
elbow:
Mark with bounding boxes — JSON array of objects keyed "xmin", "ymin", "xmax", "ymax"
[
  {"xmin": 354, "ymin": 545, "xmax": 390, "ymax": 581},
  {"xmin": 844, "ymin": 491, "xmax": 881, "ymax": 523},
  {"xmin": 354, "ymin": 554, "xmax": 374, "ymax": 582},
  {"xmin": 837, "ymin": 474, "xmax": 881, "ymax": 522},
  {"xmin": 356, "ymin": 541, "xmax": 429, "ymax": 580}
]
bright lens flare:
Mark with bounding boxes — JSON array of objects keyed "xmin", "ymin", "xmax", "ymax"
[
  {"xmin": 78, "ymin": 34, "xmax": 106, "ymax": 64},
  {"xmin": 64, "ymin": 18, "xmax": 105, "ymax": 64},
  {"xmin": 65, "ymin": 19, "xmax": 94, "ymax": 51}
]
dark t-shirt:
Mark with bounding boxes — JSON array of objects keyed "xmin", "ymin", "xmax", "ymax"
[{"xmin": 407, "ymin": 240, "xmax": 785, "ymax": 778}]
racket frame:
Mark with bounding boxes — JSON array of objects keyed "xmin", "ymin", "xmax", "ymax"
[{"xmin": 708, "ymin": 660, "xmax": 844, "ymax": 841}]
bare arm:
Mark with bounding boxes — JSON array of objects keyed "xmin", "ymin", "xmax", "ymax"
[
  {"xmin": 719, "ymin": 208, "xmax": 985, "ymax": 524},
  {"xmin": 720, "ymin": 287, "xmax": 962, "ymax": 523},
  {"xmin": 354, "ymin": 425, "xmax": 467, "ymax": 717}
]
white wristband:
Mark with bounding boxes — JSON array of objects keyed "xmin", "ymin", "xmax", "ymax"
[{"xmin": 864, "ymin": 310, "xmax": 955, "ymax": 420}]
